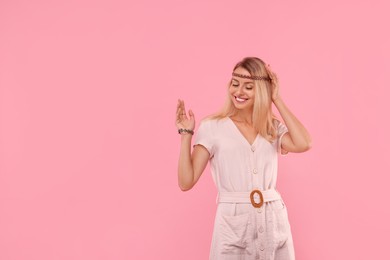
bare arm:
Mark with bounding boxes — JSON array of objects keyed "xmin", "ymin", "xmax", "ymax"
[
  {"xmin": 178, "ymin": 135, "xmax": 210, "ymax": 191},
  {"xmin": 176, "ymin": 99, "xmax": 210, "ymax": 191},
  {"xmin": 266, "ymin": 64, "xmax": 312, "ymax": 154},
  {"xmin": 274, "ymin": 97, "xmax": 312, "ymax": 154}
]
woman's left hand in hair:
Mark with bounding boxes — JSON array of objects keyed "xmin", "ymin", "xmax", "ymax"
[{"xmin": 266, "ymin": 64, "xmax": 280, "ymax": 102}]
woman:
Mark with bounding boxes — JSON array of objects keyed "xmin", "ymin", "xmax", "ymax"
[{"xmin": 176, "ymin": 57, "xmax": 312, "ymax": 260}]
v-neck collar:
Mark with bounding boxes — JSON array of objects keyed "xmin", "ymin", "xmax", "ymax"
[{"xmin": 227, "ymin": 116, "xmax": 259, "ymax": 147}]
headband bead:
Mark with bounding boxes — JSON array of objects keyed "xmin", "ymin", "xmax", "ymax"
[{"xmin": 232, "ymin": 72, "xmax": 272, "ymax": 81}]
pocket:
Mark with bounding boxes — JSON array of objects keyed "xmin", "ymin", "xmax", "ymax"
[
  {"xmin": 273, "ymin": 199, "xmax": 286, "ymax": 211},
  {"xmin": 271, "ymin": 200, "xmax": 291, "ymax": 247},
  {"xmin": 219, "ymin": 212, "xmax": 253, "ymax": 255},
  {"xmin": 272, "ymin": 199, "xmax": 289, "ymax": 223}
]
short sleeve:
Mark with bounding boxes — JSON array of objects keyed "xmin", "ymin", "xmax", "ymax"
[
  {"xmin": 277, "ymin": 120, "xmax": 289, "ymax": 156},
  {"xmin": 193, "ymin": 120, "xmax": 214, "ymax": 158}
]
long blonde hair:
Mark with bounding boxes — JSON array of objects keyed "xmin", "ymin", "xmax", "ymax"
[{"xmin": 204, "ymin": 57, "xmax": 281, "ymax": 143}]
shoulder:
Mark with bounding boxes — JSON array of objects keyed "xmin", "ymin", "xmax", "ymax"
[
  {"xmin": 272, "ymin": 118, "xmax": 286, "ymax": 128},
  {"xmin": 272, "ymin": 118, "xmax": 282, "ymax": 126},
  {"xmin": 199, "ymin": 116, "xmax": 228, "ymax": 127},
  {"xmin": 272, "ymin": 118, "xmax": 288, "ymax": 136},
  {"xmin": 197, "ymin": 117, "xmax": 228, "ymax": 134}
]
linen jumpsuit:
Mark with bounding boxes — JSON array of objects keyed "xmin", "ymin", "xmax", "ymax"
[{"xmin": 193, "ymin": 117, "xmax": 295, "ymax": 260}]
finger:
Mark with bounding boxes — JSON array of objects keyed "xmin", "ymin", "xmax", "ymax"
[
  {"xmin": 182, "ymin": 100, "xmax": 186, "ymax": 113},
  {"xmin": 180, "ymin": 100, "xmax": 183, "ymax": 113},
  {"xmin": 177, "ymin": 104, "xmax": 184, "ymax": 119},
  {"xmin": 268, "ymin": 69, "xmax": 276, "ymax": 81},
  {"xmin": 181, "ymin": 109, "xmax": 188, "ymax": 120},
  {"xmin": 181, "ymin": 101, "xmax": 187, "ymax": 118},
  {"xmin": 176, "ymin": 100, "xmax": 181, "ymax": 114},
  {"xmin": 177, "ymin": 108, "xmax": 181, "ymax": 117},
  {"xmin": 189, "ymin": 109, "xmax": 195, "ymax": 120},
  {"xmin": 179, "ymin": 100, "xmax": 184, "ymax": 113},
  {"xmin": 272, "ymin": 73, "xmax": 279, "ymax": 83},
  {"xmin": 176, "ymin": 103, "xmax": 182, "ymax": 116}
]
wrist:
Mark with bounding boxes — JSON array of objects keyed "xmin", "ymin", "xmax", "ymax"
[
  {"xmin": 178, "ymin": 128, "xmax": 194, "ymax": 135},
  {"xmin": 180, "ymin": 132, "xmax": 193, "ymax": 142},
  {"xmin": 180, "ymin": 133, "xmax": 193, "ymax": 140},
  {"xmin": 273, "ymin": 96, "xmax": 282, "ymax": 104}
]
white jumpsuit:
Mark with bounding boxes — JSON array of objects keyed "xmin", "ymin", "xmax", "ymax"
[{"xmin": 193, "ymin": 117, "xmax": 295, "ymax": 260}]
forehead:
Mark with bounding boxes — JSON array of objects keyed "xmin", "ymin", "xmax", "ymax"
[
  {"xmin": 232, "ymin": 77, "xmax": 254, "ymax": 84},
  {"xmin": 232, "ymin": 67, "xmax": 254, "ymax": 84}
]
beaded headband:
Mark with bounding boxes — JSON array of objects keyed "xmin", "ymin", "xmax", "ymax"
[{"xmin": 232, "ymin": 72, "xmax": 272, "ymax": 81}]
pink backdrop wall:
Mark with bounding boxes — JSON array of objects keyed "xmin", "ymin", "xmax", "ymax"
[{"xmin": 1, "ymin": 0, "xmax": 389, "ymax": 259}]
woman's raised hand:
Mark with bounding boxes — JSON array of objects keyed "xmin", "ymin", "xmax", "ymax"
[
  {"xmin": 265, "ymin": 64, "xmax": 280, "ymax": 102},
  {"xmin": 176, "ymin": 99, "xmax": 195, "ymax": 131}
]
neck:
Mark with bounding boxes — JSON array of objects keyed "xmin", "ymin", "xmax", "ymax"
[{"xmin": 231, "ymin": 109, "xmax": 253, "ymax": 125}]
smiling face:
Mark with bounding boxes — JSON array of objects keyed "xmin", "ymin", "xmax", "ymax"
[{"xmin": 229, "ymin": 67, "xmax": 256, "ymax": 112}]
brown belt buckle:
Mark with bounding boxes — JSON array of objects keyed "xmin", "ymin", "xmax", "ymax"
[{"xmin": 250, "ymin": 189, "xmax": 264, "ymax": 208}]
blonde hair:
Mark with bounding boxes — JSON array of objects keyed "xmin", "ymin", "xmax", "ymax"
[{"xmin": 204, "ymin": 57, "xmax": 281, "ymax": 143}]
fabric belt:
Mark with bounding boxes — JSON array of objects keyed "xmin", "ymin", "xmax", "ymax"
[{"xmin": 217, "ymin": 188, "xmax": 282, "ymax": 207}]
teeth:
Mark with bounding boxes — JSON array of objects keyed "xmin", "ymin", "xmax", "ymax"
[{"xmin": 235, "ymin": 96, "xmax": 247, "ymax": 102}]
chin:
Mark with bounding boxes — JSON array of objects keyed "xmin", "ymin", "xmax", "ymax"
[{"xmin": 231, "ymin": 97, "xmax": 250, "ymax": 107}]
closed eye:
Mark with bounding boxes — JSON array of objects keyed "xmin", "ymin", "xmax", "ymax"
[{"xmin": 232, "ymin": 84, "xmax": 253, "ymax": 90}]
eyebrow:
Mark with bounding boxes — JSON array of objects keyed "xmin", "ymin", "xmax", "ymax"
[{"xmin": 232, "ymin": 78, "xmax": 254, "ymax": 84}]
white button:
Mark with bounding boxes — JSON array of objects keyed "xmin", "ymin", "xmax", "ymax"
[
  {"xmin": 259, "ymin": 243, "xmax": 265, "ymax": 251},
  {"xmin": 258, "ymin": 226, "xmax": 264, "ymax": 233},
  {"xmin": 253, "ymin": 168, "xmax": 258, "ymax": 174},
  {"xmin": 251, "ymin": 145, "xmax": 256, "ymax": 152},
  {"xmin": 257, "ymin": 208, "xmax": 262, "ymax": 213}
]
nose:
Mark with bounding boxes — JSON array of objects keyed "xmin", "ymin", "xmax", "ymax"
[{"xmin": 235, "ymin": 86, "xmax": 244, "ymax": 96}]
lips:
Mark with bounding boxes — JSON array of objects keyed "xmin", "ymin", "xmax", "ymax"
[{"xmin": 234, "ymin": 96, "xmax": 248, "ymax": 103}]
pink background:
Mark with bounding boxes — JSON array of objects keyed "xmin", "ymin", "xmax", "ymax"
[{"xmin": 1, "ymin": 0, "xmax": 389, "ymax": 259}]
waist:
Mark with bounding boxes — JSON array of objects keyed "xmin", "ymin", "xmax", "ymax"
[{"xmin": 217, "ymin": 188, "xmax": 282, "ymax": 205}]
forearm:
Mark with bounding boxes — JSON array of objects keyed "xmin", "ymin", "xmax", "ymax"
[
  {"xmin": 274, "ymin": 97, "xmax": 312, "ymax": 148},
  {"xmin": 178, "ymin": 134, "xmax": 195, "ymax": 190}
]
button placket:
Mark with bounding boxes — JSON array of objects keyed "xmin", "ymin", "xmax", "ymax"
[
  {"xmin": 258, "ymin": 225, "xmax": 264, "ymax": 233},
  {"xmin": 249, "ymin": 145, "xmax": 266, "ymax": 259},
  {"xmin": 255, "ymin": 206, "xmax": 267, "ymax": 258},
  {"xmin": 250, "ymin": 145, "xmax": 267, "ymax": 259},
  {"xmin": 250, "ymin": 144, "xmax": 259, "ymax": 192},
  {"xmin": 259, "ymin": 242, "xmax": 265, "ymax": 251}
]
